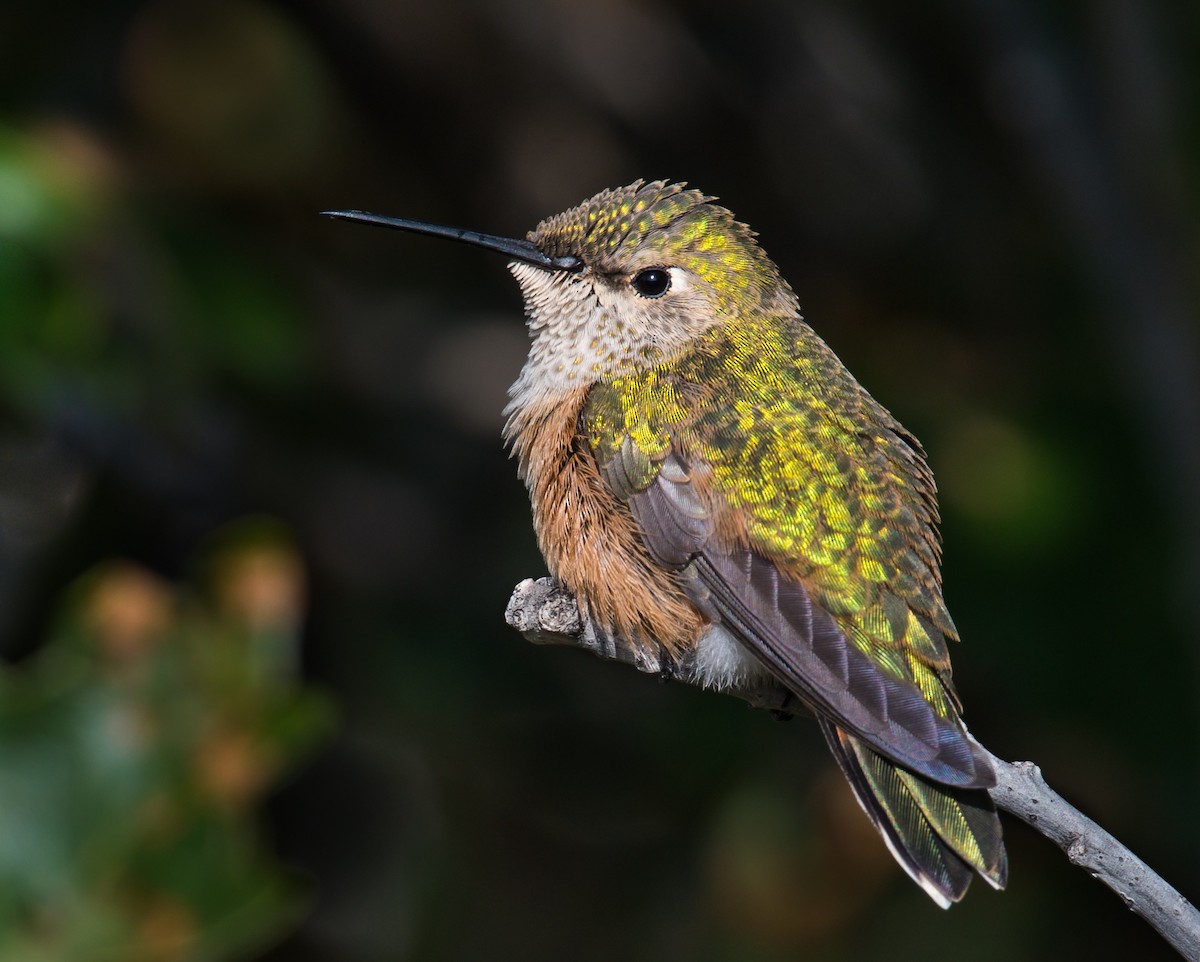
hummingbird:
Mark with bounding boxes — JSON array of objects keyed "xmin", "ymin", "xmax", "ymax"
[{"xmin": 324, "ymin": 180, "xmax": 1007, "ymax": 906}]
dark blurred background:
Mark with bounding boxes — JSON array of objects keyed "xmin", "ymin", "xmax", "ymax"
[{"xmin": 1, "ymin": 1, "xmax": 1198, "ymax": 959}]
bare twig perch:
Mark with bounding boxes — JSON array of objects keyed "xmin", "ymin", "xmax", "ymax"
[{"xmin": 506, "ymin": 576, "xmax": 1200, "ymax": 960}]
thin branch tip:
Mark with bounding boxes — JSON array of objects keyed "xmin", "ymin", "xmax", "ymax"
[{"xmin": 506, "ymin": 576, "xmax": 1200, "ymax": 960}]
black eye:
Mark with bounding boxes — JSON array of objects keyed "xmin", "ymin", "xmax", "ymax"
[{"xmin": 631, "ymin": 268, "xmax": 671, "ymax": 298}]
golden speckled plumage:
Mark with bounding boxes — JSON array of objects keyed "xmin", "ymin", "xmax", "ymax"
[
  {"xmin": 340, "ymin": 178, "xmax": 1007, "ymax": 907},
  {"xmin": 503, "ymin": 180, "xmax": 1006, "ymax": 906},
  {"xmin": 583, "ymin": 317, "xmax": 961, "ymax": 723}
]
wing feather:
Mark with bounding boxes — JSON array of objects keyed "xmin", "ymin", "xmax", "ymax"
[{"xmin": 583, "ymin": 327, "xmax": 993, "ymax": 787}]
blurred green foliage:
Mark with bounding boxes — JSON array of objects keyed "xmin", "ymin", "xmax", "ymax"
[
  {"xmin": 0, "ymin": 524, "xmax": 329, "ymax": 961},
  {"xmin": 0, "ymin": 1, "xmax": 1197, "ymax": 960},
  {"xmin": 0, "ymin": 122, "xmax": 306, "ymax": 419}
]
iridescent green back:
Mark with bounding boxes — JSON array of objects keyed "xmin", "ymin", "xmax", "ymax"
[
  {"xmin": 584, "ymin": 318, "xmax": 961, "ymax": 724},
  {"xmin": 516, "ymin": 179, "xmax": 1004, "ymax": 904}
]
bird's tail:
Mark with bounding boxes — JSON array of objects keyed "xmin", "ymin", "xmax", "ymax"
[{"xmin": 819, "ymin": 719, "xmax": 1008, "ymax": 907}]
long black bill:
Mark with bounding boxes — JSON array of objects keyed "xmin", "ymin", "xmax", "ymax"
[{"xmin": 321, "ymin": 210, "xmax": 582, "ymax": 273}]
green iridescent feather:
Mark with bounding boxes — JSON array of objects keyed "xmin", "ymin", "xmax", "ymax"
[
  {"xmin": 582, "ymin": 302, "xmax": 1003, "ymax": 901},
  {"xmin": 525, "ymin": 180, "xmax": 1005, "ymax": 904},
  {"xmin": 331, "ymin": 178, "xmax": 1006, "ymax": 905},
  {"xmin": 585, "ymin": 319, "xmax": 959, "ymax": 724},
  {"xmin": 821, "ymin": 720, "xmax": 1007, "ymax": 903}
]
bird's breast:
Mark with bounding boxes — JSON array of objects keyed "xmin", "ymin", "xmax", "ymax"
[{"xmin": 504, "ymin": 386, "xmax": 704, "ymax": 658}]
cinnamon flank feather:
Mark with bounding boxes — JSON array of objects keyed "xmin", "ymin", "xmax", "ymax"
[{"xmin": 505, "ymin": 388, "xmax": 704, "ymax": 656}]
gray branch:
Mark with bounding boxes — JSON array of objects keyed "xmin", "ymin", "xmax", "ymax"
[{"xmin": 506, "ymin": 576, "xmax": 1200, "ymax": 960}]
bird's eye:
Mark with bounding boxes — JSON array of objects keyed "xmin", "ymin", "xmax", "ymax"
[{"xmin": 631, "ymin": 268, "xmax": 671, "ymax": 298}]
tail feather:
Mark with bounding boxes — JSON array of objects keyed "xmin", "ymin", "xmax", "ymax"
[{"xmin": 820, "ymin": 719, "xmax": 1007, "ymax": 907}]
